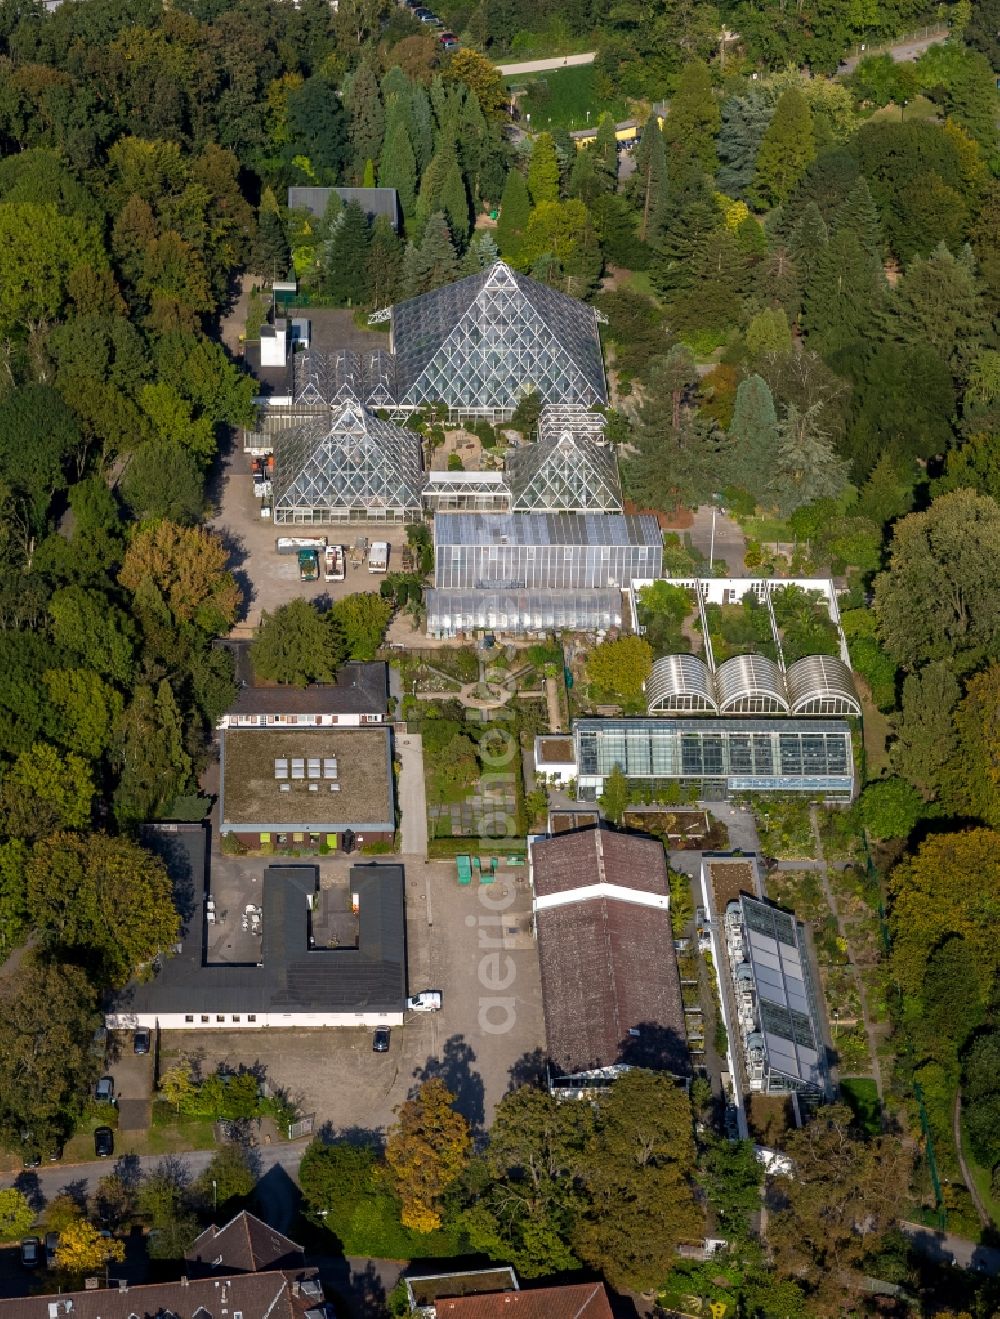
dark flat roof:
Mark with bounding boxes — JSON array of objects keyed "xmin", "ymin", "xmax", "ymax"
[
  {"xmin": 232, "ymin": 662, "xmax": 388, "ymax": 717},
  {"xmin": 287, "ymin": 186, "xmax": 402, "ymax": 231},
  {"xmin": 111, "ymin": 847, "xmax": 406, "ymax": 1017}
]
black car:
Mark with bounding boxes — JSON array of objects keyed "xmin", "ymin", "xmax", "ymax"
[
  {"xmin": 372, "ymin": 1026, "xmax": 390, "ymax": 1053},
  {"xmin": 133, "ymin": 1028, "xmax": 150, "ymax": 1055},
  {"xmin": 20, "ymin": 1238, "xmax": 40, "ymax": 1269},
  {"xmin": 94, "ymin": 1126, "xmax": 114, "ymax": 1158}
]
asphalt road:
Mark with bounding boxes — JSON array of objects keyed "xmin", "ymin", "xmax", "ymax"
[
  {"xmin": 900, "ymin": 1221, "xmax": 1000, "ymax": 1275},
  {"xmin": 689, "ymin": 505, "xmax": 746, "ymax": 575},
  {"xmin": 837, "ymin": 29, "xmax": 946, "ymax": 74},
  {"xmin": 495, "ymin": 51, "xmax": 595, "ymax": 75}
]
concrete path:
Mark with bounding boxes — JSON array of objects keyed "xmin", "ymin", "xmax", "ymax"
[
  {"xmin": 689, "ymin": 505, "xmax": 746, "ymax": 575},
  {"xmin": 837, "ymin": 27, "xmax": 947, "ymax": 75},
  {"xmin": 495, "ymin": 51, "xmax": 596, "ymax": 75},
  {"xmin": 396, "ymin": 733, "xmax": 428, "ymax": 858},
  {"xmin": 900, "ymin": 1220, "xmax": 1000, "ymax": 1274},
  {"xmin": 954, "ymin": 1089, "xmax": 991, "ymax": 1230}
]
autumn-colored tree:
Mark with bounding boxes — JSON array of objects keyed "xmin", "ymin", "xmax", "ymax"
[
  {"xmin": 585, "ymin": 635, "xmax": 653, "ymax": 705},
  {"xmin": 159, "ymin": 1063, "xmax": 196, "ymax": 1112},
  {"xmin": 888, "ymin": 828, "xmax": 1000, "ymax": 1004},
  {"xmin": 120, "ymin": 520, "xmax": 241, "ymax": 632},
  {"xmin": 385, "ymin": 1079, "xmax": 471, "ymax": 1231},
  {"xmin": 43, "ymin": 1194, "xmax": 84, "ymax": 1234},
  {"xmin": 55, "ymin": 1219, "xmax": 125, "ymax": 1276},
  {"xmin": 444, "ymin": 49, "xmax": 507, "ymax": 121}
]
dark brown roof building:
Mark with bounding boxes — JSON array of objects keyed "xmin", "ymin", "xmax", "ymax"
[
  {"xmin": 531, "ymin": 828, "xmax": 688, "ymax": 1078},
  {"xmin": 437, "ymin": 1283, "xmax": 613, "ymax": 1319},
  {"xmin": 186, "ymin": 1211, "xmax": 304, "ymax": 1276},
  {"xmin": 0, "ymin": 1268, "xmax": 328, "ymax": 1319}
]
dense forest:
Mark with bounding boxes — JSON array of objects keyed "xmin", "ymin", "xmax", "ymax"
[{"xmin": 0, "ymin": 0, "xmax": 998, "ymax": 1310}]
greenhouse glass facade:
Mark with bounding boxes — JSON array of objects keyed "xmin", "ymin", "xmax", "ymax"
[
  {"xmin": 425, "ymin": 588, "xmax": 622, "ymax": 637},
  {"xmin": 272, "ymin": 396, "xmax": 424, "ymax": 524},
  {"xmin": 389, "ymin": 262, "xmax": 607, "ymax": 420},
  {"xmin": 433, "ymin": 513, "xmax": 661, "ymax": 590},
  {"xmin": 575, "ymin": 718, "xmax": 854, "ymax": 800},
  {"xmin": 507, "ymin": 432, "xmax": 623, "ymax": 513}
]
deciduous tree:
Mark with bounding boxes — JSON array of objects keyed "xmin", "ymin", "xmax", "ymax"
[
  {"xmin": 662, "ymin": 61, "xmax": 719, "ymax": 175},
  {"xmin": 386, "ymin": 1079, "xmax": 471, "ymax": 1231},
  {"xmin": 873, "ymin": 490, "xmax": 1000, "ymax": 669},
  {"xmin": 330, "ymin": 592, "xmax": 393, "ymax": 660},
  {"xmin": 120, "ymin": 520, "xmax": 240, "ymax": 632},
  {"xmin": 0, "ymin": 1189, "xmax": 34, "ymax": 1243},
  {"xmin": 55, "ymin": 1220, "xmax": 125, "ymax": 1277},
  {"xmin": 586, "ymin": 636, "xmax": 653, "ymax": 705},
  {"xmin": 251, "ymin": 599, "xmax": 343, "ymax": 687},
  {"xmin": 892, "ymin": 660, "xmax": 960, "ymax": 800}
]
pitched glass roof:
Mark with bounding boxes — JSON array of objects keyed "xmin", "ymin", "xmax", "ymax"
[
  {"xmin": 507, "ymin": 432, "xmax": 622, "ymax": 512},
  {"xmin": 433, "ymin": 512, "xmax": 660, "ymax": 547},
  {"xmin": 273, "ymin": 395, "xmax": 424, "ymax": 515},
  {"xmin": 390, "ymin": 261, "xmax": 607, "ymax": 413}
]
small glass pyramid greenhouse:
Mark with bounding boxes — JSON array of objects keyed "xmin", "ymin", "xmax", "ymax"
[
  {"xmin": 272, "ymin": 395, "xmax": 424, "ymax": 525},
  {"xmin": 388, "ymin": 261, "xmax": 607, "ymax": 420},
  {"xmin": 507, "ymin": 430, "xmax": 623, "ymax": 512}
]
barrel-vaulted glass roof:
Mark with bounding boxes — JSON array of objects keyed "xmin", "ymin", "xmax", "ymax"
[
  {"xmin": 786, "ymin": 655, "xmax": 862, "ymax": 716},
  {"xmin": 715, "ymin": 654, "xmax": 789, "ymax": 715},
  {"xmin": 647, "ymin": 654, "xmax": 718, "ymax": 713}
]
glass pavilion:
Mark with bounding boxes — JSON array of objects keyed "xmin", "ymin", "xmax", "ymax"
[{"xmin": 388, "ymin": 261, "xmax": 608, "ymax": 420}]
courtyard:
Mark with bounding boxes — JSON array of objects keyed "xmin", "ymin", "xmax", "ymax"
[{"xmin": 160, "ymin": 857, "xmax": 545, "ymax": 1134}]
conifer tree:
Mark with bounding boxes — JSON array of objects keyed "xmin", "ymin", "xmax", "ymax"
[
  {"xmin": 345, "ymin": 59, "xmax": 384, "ymax": 176},
  {"xmin": 803, "ymin": 228, "xmax": 882, "ymax": 358},
  {"xmin": 833, "ymin": 178, "xmax": 882, "ymax": 263},
  {"xmin": 409, "ymin": 84, "xmax": 435, "ymax": 172},
  {"xmin": 367, "ymin": 215, "xmax": 403, "ymax": 307},
  {"xmin": 441, "ymin": 158, "xmax": 471, "ymax": 245},
  {"xmin": 415, "ymin": 146, "xmax": 458, "ymax": 236},
  {"xmin": 752, "ymin": 88, "xmax": 815, "ymax": 207},
  {"xmin": 770, "ymin": 402, "xmax": 850, "ymax": 514},
  {"xmin": 255, "ymin": 188, "xmax": 290, "ymax": 276},
  {"xmin": 416, "ymin": 212, "xmax": 460, "ymax": 293},
  {"xmin": 320, "ymin": 202, "xmax": 371, "ymax": 306},
  {"xmin": 631, "ymin": 116, "xmax": 668, "ymax": 242},
  {"xmin": 662, "ymin": 61, "xmax": 720, "ymax": 176},
  {"xmin": 594, "ymin": 114, "xmax": 619, "ymax": 193},
  {"xmin": 379, "ymin": 118, "xmax": 417, "ymax": 215},
  {"xmin": 728, "ymin": 374, "xmax": 779, "ymax": 501},
  {"xmin": 496, "ymin": 168, "xmax": 530, "ymax": 258},
  {"xmin": 568, "ymin": 149, "xmax": 603, "ymax": 207},
  {"xmin": 789, "ymin": 202, "xmax": 828, "ymax": 292},
  {"xmin": 717, "ymin": 89, "xmax": 774, "ymax": 199},
  {"xmin": 462, "ymin": 230, "xmax": 499, "ymax": 273},
  {"xmin": 527, "ymin": 133, "xmax": 560, "ymax": 204}
]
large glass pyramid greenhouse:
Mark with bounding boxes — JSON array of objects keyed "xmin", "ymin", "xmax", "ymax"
[
  {"xmin": 388, "ymin": 261, "xmax": 607, "ymax": 420},
  {"xmin": 272, "ymin": 395, "xmax": 424, "ymax": 525}
]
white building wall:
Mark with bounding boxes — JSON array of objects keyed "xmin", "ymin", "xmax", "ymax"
[{"xmin": 106, "ymin": 1010, "xmax": 404, "ymax": 1030}]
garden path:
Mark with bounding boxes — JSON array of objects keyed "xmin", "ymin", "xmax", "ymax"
[{"xmin": 809, "ymin": 806, "xmax": 885, "ymax": 1105}]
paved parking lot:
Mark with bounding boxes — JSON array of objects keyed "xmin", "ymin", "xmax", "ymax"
[
  {"xmin": 106, "ymin": 1033, "xmax": 153, "ymax": 1132},
  {"xmin": 160, "ymin": 858, "xmax": 544, "ymax": 1135},
  {"xmin": 210, "ymin": 445, "xmax": 415, "ymax": 633}
]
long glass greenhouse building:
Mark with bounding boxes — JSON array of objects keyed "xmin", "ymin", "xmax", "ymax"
[
  {"xmin": 574, "ymin": 718, "xmax": 855, "ymax": 800},
  {"xmin": 384, "ymin": 261, "xmax": 608, "ymax": 420},
  {"xmin": 433, "ymin": 513, "xmax": 661, "ymax": 590}
]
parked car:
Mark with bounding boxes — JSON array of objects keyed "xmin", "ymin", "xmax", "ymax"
[
  {"xmin": 94, "ymin": 1127, "xmax": 114, "ymax": 1158},
  {"xmin": 372, "ymin": 1027, "xmax": 391, "ymax": 1053},
  {"xmin": 44, "ymin": 1234, "xmax": 58, "ymax": 1268},
  {"xmin": 20, "ymin": 1238, "xmax": 40, "ymax": 1269},
  {"xmin": 406, "ymin": 991, "xmax": 443, "ymax": 1013},
  {"xmin": 440, "ymin": 38, "xmax": 458, "ymax": 48},
  {"xmin": 133, "ymin": 1027, "xmax": 150, "ymax": 1055},
  {"xmin": 95, "ymin": 1075, "xmax": 115, "ymax": 1104},
  {"xmin": 438, "ymin": 29, "xmax": 455, "ymax": 40},
  {"xmin": 21, "ymin": 1149, "xmax": 41, "ymax": 1169}
]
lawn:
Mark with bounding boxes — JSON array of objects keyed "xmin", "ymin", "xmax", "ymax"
[
  {"xmin": 61, "ymin": 1105, "xmax": 218, "ymax": 1163},
  {"xmin": 960, "ymin": 1110, "xmax": 1000, "ymax": 1232},
  {"xmin": 516, "ymin": 65, "xmax": 629, "ymax": 132},
  {"xmin": 740, "ymin": 515, "xmax": 796, "ymax": 543},
  {"xmin": 840, "ymin": 1077, "xmax": 881, "ymax": 1137}
]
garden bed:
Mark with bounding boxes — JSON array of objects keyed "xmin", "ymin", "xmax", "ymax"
[
  {"xmin": 707, "ymin": 859, "xmax": 756, "ymax": 911},
  {"xmin": 754, "ymin": 798, "xmax": 817, "ymax": 859}
]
